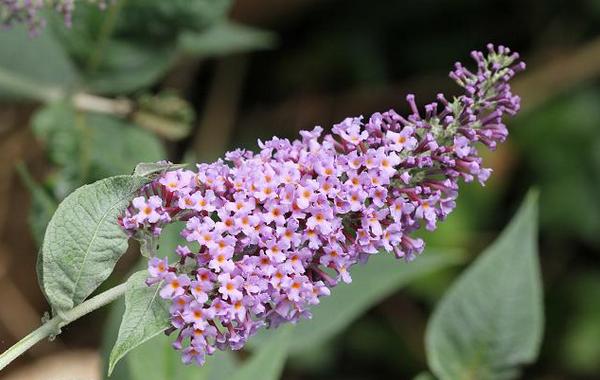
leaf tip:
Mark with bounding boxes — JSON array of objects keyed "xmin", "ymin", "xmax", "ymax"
[
  {"xmin": 107, "ymin": 360, "xmax": 116, "ymax": 377},
  {"xmin": 525, "ymin": 187, "xmax": 540, "ymax": 206}
]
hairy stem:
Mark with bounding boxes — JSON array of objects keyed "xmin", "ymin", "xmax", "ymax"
[{"xmin": 0, "ymin": 282, "xmax": 127, "ymax": 372}]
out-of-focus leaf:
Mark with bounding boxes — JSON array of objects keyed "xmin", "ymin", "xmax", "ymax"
[
  {"xmin": 50, "ymin": 0, "xmax": 234, "ymax": 95},
  {"xmin": 179, "ymin": 21, "xmax": 276, "ymax": 57},
  {"xmin": 414, "ymin": 372, "xmax": 437, "ymax": 380},
  {"xmin": 32, "ymin": 103, "xmax": 165, "ymax": 199},
  {"xmin": 426, "ymin": 191, "xmax": 543, "ymax": 380},
  {"xmin": 31, "ymin": 102, "xmax": 83, "ymax": 196},
  {"xmin": 560, "ymin": 272, "xmax": 600, "ymax": 375},
  {"xmin": 0, "ymin": 25, "xmax": 78, "ymax": 100},
  {"xmin": 345, "ymin": 316, "xmax": 420, "ymax": 374},
  {"xmin": 230, "ymin": 325, "xmax": 292, "ymax": 380},
  {"xmin": 108, "ymin": 271, "xmax": 170, "ymax": 375},
  {"xmin": 118, "ymin": 0, "xmax": 232, "ymax": 40},
  {"xmin": 49, "ymin": 5, "xmax": 175, "ymax": 94},
  {"xmin": 123, "ymin": 335, "xmax": 238, "ymax": 380},
  {"xmin": 15, "ymin": 163, "xmax": 58, "ymax": 246},
  {"xmin": 32, "ymin": 103, "xmax": 77, "ymax": 165},
  {"xmin": 40, "ymin": 175, "xmax": 148, "ymax": 313},
  {"xmin": 251, "ymin": 249, "xmax": 460, "ymax": 354},
  {"xmin": 287, "ymin": 339, "xmax": 336, "ymax": 373},
  {"xmin": 205, "ymin": 350, "xmax": 239, "ymax": 380},
  {"xmin": 514, "ymin": 89, "xmax": 600, "ymax": 246},
  {"xmin": 86, "ymin": 113, "xmax": 166, "ymax": 178},
  {"xmin": 84, "ymin": 41, "xmax": 175, "ymax": 95}
]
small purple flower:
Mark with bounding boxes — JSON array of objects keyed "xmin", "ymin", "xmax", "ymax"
[
  {"xmin": 160, "ymin": 273, "xmax": 191, "ymax": 299},
  {"xmin": 306, "ymin": 206, "xmax": 334, "ymax": 234},
  {"xmin": 386, "ymin": 127, "xmax": 418, "ymax": 152},
  {"xmin": 296, "ymin": 184, "xmax": 316, "ymax": 209},
  {"xmin": 264, "ymin": 239, "xmax": 288, "ymax": 263},
  {"xmin": 189, "ymin": 280, "xmax": 209, "ymax": 303},
  {"xmin": 183, "ymin": 301, "xmax": 215, "ymax": 329},
  {"xmin": 132, "ymin": 196, "xmax": 163, "ymax": 224},
  {"xmin": 379, "ymin": 151, "xmax": 401, "ymax": 177},
  {"xmin": 181, "ymin": 346, "xmax": 206, "ymax": 366},
  {"xmin": 148, "ymin": 257, "xmax": 169, "ymax": 279},
  {"xmin": 160, "ymin": 170, "xmax": 193, "ymax": 194},
  {"xmin": 333, "ymin": 117, "xmax": 368, "ymax": 145},
  {"xmin": 320, "ymin": 244, "xmax": 345, "ymax": 267},
  {"xmin": 415, "ymin": 195, "xmax": 440, "ymax": 230},
  {"xmin": 262, "ymin": 200, "xmax": 288, "ymax": 226},
  {"xmin": 217, "ymin": 273, "xmax": 244, "ymax": 301}
]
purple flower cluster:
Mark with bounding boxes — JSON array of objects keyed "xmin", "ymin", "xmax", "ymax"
[
  {"xmin": 120, "ymin": 44, "xmax": 524, "ymax": 365},
  {"xmin": 1, "ymin": 0, "xmax": 45, "ymax": 33},
  {"xmin": 1, "ymin": 0, "xmax": 90, "ymax": 34}
]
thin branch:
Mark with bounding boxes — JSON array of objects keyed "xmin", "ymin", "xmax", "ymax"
[{"xmin": 0, "ymin": 282, "xmax": 127, "ymax": 372}]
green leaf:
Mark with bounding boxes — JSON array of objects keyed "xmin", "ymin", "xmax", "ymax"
[
  {"xmin": 40, "ymin": 175, "xmax": 148, "ymax": 313},
  {"xmin": 425, "ymin": 191, "xmax": 543, "ymax": 380},
  {"xmin": 115, "ymin": 0, "xmax": 233, "ymax": 40},
  {"xmin": 230, "ymin": 325, "xmax": 293, "ymax": 380},
  {"xmin": 560, "ymin": 271, "xmax": 600, "ymax": 375},
  {"xmin": 123, "ymin": 334, "xmax": 238, "ymax": 380},
  {"xmin": 48, "ymin": 2, "xmax": 177, "ymax": 95},
  {"xmin": 414, "ymin": 372, "xmax": 437, "ymax": 380},
  {"xmin": 514, "ymin": 89, "xmax": 600, "ymax": 246},
  {"xmin": 133, "ymin": 162, "xmax": 188, "ymax": 177},
  {"xmin": 252, "ymin": 249, "xmax": 459, "ymax": 354},
  {"xmin": 0, "ymin": 24, "xmax": 78, "ymax": 101},
  {"xmin": 205, "ymin": 350, "xmax": 239, "ymax": 380},
  {"xmin": 179, "ymin": 21, "xmax": 276, "ymax": 57},
  {"xmin": 101, "ymin": 281, "xmax": 132, "ymax": 379},
  {"xmin": 15, "ymin": 163, "xmax": 58, "ymax": 246},
  {"xmin": 31, "ymin": 102, "xmax": 83, "ymax": 197},
  {"xmin": 86, "ymin": 113, "xmax": 166, "ymax": 179},
  {"xmin": 84, "ymin": 41, "xmax": 175, "ymax": 95},
  {"xmin": 49, "ymin": 0, "xmax": 234, "ymax": 95},
  {"xmin": 32, "ymin": 103, "xmax": 166, "ymax": 197},
  {"xmin": 102, "ymin": 275, "xmax": 233, "ymax": 380},
  {"xmin": 108, "ymin": 271, "xmax": 170, "ymax": 375}
]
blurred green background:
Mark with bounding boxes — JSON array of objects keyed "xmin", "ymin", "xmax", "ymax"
[{"xmin": 0, "ymin": 0, "xmax": 599, "ymax": 379}]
